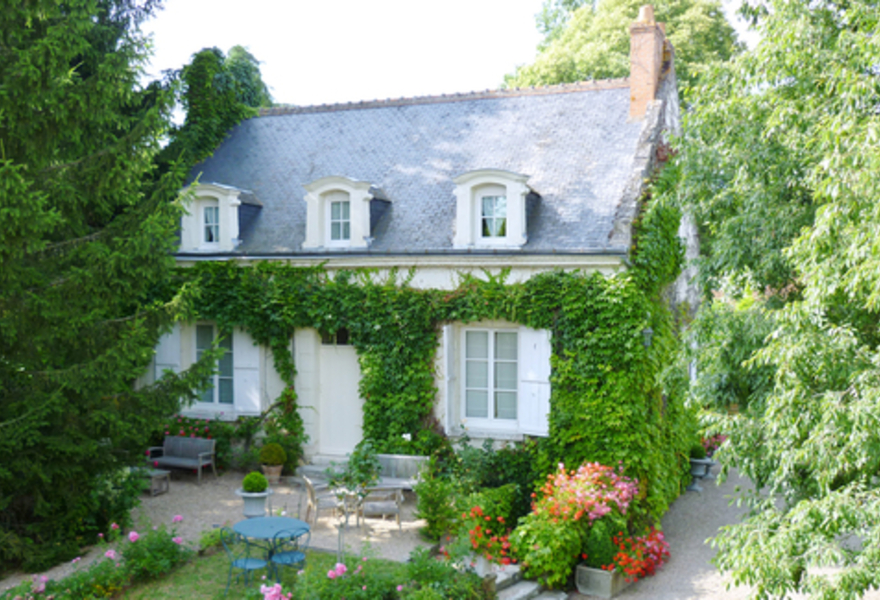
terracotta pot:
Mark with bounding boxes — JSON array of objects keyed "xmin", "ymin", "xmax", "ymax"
[{"xmin": 262, "ymin": 464, "xmax": 283, "ymax": 484}]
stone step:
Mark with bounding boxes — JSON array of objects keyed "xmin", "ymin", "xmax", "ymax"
[
  {"xmin": 495, "ymin": 564, "xmax": 522, "ymax": 591},
  {"xmin": 533, "ymin": 591, "xmax": 568, "ymax": 600},
  {"xmin": 497, "ymin": 580, "xmax": 542, "ymax": 600}
]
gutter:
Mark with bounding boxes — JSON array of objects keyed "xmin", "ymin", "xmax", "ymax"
[{"xmin": 174, "ymin": 248, "xmax": 630, "ymax": 261}]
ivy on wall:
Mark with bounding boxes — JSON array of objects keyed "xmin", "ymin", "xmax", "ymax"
[{"xmin": 177, "ymin": 191, "xmax": 692, "ymax": 518}]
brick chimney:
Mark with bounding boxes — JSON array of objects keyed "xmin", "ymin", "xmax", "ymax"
[{"xmin": 629, "ymin": 5, "xmax": 668, "ymax": 120}]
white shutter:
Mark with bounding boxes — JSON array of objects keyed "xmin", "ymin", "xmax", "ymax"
[
  {"xmin": 154, "ymin": 323, "xmax": 181, "ymax": 379},
  {"xmin": 233, "ymin": 328, "xmax": 261, "ymax": 415},
  {"xmin": 518, "ymin": 326, "xmax": 551, "ymax": 437},
  {"xmin": 443, "ymin": 325, "xmax": 455, "ymax": 435}
]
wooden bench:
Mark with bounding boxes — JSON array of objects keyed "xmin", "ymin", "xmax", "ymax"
[{"xmin": 147, "ymin": 436, "xmax": 217, "ymax": 484}]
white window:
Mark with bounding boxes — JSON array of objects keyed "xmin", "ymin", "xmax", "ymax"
[
  {"xmin": 329, "ymin": 197, "xmax": 351, "ymax": 242},
  {"xmin": 452, "ymin": 169, "xmax": 531, "ymax": 249},
  {"xmin": 196, "ymin": 324, "xmax": 233, "ymax": 405},
  {"xmin": 481, "ymin": 194, "xmax": 508, "ymax": 238},
  {"xmin": 303, "ymin": 176, "xmax": 376, "ymax": 250},
  {"xmin": 465, "ymin": 330, "xmax": 518, "ymax": 420},
  {"xmin": 203, "ymin": 204, "xmax": 219, "ymax": 244}
]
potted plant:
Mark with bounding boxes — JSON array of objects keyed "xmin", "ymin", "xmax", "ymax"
[
  {"xmin": 259, "ymin": 442, "xmax": 287, "ymax": 484},
  {"xmin": 236, "ymin": 471, "xmax": 273, "ymax": 518},
  {"xmin": 688, "ymin": 443, "xmax": 715, "ymax": 491},
  {"xmin": 576, "ymin": 526, "xmax": 670, "ymax": 598}
]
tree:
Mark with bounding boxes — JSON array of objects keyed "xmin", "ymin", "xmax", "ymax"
[
  {"xmin": 0, "ymin": 0, "xmax": 215, "ymax": 570},
  {"xmin": 506, "ymin": 0, "xmax": 741, "ymax": 89},
  {"xmin": 672, "ymin": 1, "xmax": 880, "ymax": 596},
  {"xmin": 158, "ymin": 45, "xmax": 271, "ymax": 172}
]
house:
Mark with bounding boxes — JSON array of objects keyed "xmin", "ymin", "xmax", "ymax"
[{"xmin": 144, "ymin": 6, "xmax": 691, "ymax": 460}]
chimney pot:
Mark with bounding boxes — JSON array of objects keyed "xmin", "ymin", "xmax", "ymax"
[
  {"xmin": 637, "ymin": 5, "xmax": 655, "ymax": 24},
  {"xmin": 629, "ymin": 4, "xmax": 667, "ymax": 120}
]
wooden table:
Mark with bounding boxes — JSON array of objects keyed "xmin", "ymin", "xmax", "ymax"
[{"xmin": 141, "ymin": 468, "xmax": 170, "ymax": 496}]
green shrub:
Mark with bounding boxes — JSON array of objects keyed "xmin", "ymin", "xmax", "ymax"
[
  {"xmin": 327, "ymin": 439, "xmax": 381, "ymax": 495},
  {"xmin": 689, "ymin": 443, "xmax": 707, "ymax": 459},
  {"xmin": 242, "ymin": 471, "xmax": 268, "ymax": 493},
  {"xmin": 414, "ymin": 459, "xmax": 457, "ymax": 541},
  {"xmin": 405, "ymin": 547, "xmax": 487, "ymax": 599},
  {"xmin": 583, "ymin": 516, "xmax": 626, "ymax": 568},
  {"xmin": 121, "ymin": 525, "xmax": 191, "ymax": 583},
  {"xmin": 258, "ymin": 442, "xmax": 287, "ymax": 466}
]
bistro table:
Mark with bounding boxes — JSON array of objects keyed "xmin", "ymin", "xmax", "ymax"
[{"xmin": 233, "ymin": 516, "xmax": 310, "ymax": 559}]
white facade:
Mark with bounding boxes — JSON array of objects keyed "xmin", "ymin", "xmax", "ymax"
[{"xmin": 179, "ymin": 183, "xmax": 242, "ymax": 252}]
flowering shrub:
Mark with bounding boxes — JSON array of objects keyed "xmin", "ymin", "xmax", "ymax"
[
  {"xmin": 607, "ymin": 527, "xmax": 670, "ymax": 581},
  {"xmin": 701, "ymin": 434, "xmax": 727, "ymax": 458},
  {"xmin": 459, "ymin": 505, "xmax": 514, "ymax": 567},
  {"xmin": 511, "ymin": 462, "xmax": 639, "ymax": 588}
]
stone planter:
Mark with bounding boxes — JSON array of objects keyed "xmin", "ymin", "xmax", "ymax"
[
  {"xmin": 262, "ymin": 464, "xmax": 283, "ymax": 484},
  {"xmin": 575, "ymin": 564, "xmax": 634, "ymax": 599},
  {"xmin": 687, "ymin": 457, "xmax": 716, "ymax": 492},
  {"xmin": 236, "ymin": 488, "xmax": 273, "ymax": 519}
]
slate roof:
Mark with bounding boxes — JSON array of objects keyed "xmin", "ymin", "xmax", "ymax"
[{"xmin": 186, "ymin": 80, "xmax": 649, "ymax": 256}]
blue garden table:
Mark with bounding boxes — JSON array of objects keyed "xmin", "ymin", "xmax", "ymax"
[{"xmin": 233, "ymin": 516, "xmax": 309, "ymax": 542}]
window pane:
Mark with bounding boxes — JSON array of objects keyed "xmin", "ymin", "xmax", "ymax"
[
  {"xmin": 196, "ymin": 325, "xmax": 213, "ymax": 350},
  {"xmin": 495, "ymin": 196, "xmax": 507, "ymax": 218},
  {"xmin": 495, "ymin": 332, "xmax": 517, "ymax": 360},
  {"xmin": 466, "ymin": 390, "xmax": 488, "ymax": 418},
  {"xmin": 341, "ymin": 201, "xmax": 350, "ymax": 219},
  {"xmin": 218, "ymin": 351, "xmax": 233, "ymax": 377},
  {"xmin": 331, "ymin": 222, "xmax": 341, "ymax": 240},
  {"xmin": 466, "ymin": 331, "xmax": 488, "ymax": 359},
  {"xmin": 482, "ymin": 197, "xmax": 495, "ymax": 218},
  {"xmin": 495, "ymin": 362, "xmax": 517, "ymax": 390},
  {"xmin": 331, "ymin": 202, "xmax": 341, "ymax": 220},
  {"xmin": 341, "ymin": 221, "xmax": 350, "ymax": 240},
  {"xmin": 496, "ymin": 218, "xmax": 506, "ymax": 237},
  {"xmin": 219, "ymin": 379, "xmax": 234, "ymax": 404},
  {"xmin": 200, "ymin": 386, "xmax": 214, "ymax": 404},
  {"xmin": 466, "ymin": 360, "xmax": 488, "ymax": 388},
  {"xmin": 495, "ymin": 392, "xmax": 517, "ymax": 419}
]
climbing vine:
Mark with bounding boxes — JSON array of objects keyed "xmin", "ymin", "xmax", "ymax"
[{"xmin": 176, "ymin": 188, "xmax": 692, "ymax": 518}]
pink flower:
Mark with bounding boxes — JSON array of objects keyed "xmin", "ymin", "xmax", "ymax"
[
  {"xmin": 98, "ymin": 533, "xmax": 103, "ymax": 539},
  {"xmin": 173, "ymin": 537, "xmax": 183, "ymax": 545},
  {"xmin": 172, "ymin": 515, "xmax": 183, "ymax": 523},
  {"xmin": 145, "ymin": 450, "xmax": 150, "ymax": 456},
  {"xmin": 71, "ymin": 557, "xmax": 81, "ymax": 564},
  {"xmin": 105, "ymin": 549, "xmax": 117, "ymax": 560},
  {"xmin": 164, "ymin": 431, "xmax": 169, "ymax": 435},
  {"xmin": 128, "ymin": 531, "xmax": 140, "ymax": 542},
  {"xmin": 190, "ymin": 433, "xmax": 196, "ymax": 438},
  {"xmin": 260, "ymin": 583, "xmax": 284, "ymax": 600},
  {"xmin": 111, "ymin": 523, "xmax": 120, "ymax": 530},
  {"xmin": 327, "ymin": 570, "xmax": 336, "ymax": 579},
  {"xmin": 154, "ymin": 461, "xmax": 159, "ymax": 467},
  {"xmin": 334, "ymin": 562, "xmax": 347, "ymax": 576},
  {"xmin": 362, "ymin": 586, "xmax": 367, "ymax": 590},
  {"xmin": 179, "ymin": 429, "xmax": 184, "ymax": 436},
  {"xmin": 397, "ymin": 585, "xmax": 403, "ymax": 591}
]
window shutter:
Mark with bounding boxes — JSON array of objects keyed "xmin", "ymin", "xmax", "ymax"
[
  {"xmin": 443, "ymin": 325, "xmax": 455, "ymax": 435},
  {"xmin": 154, "ymin": 323, "xmax": 181, "ymax": 379},
  {"xmin": 518, "ymin": 326, "xmax": 551, "ymax": 437},
  {"xmin": 233, "ymin": 328, "xmax": 261, "ymax": 415}
]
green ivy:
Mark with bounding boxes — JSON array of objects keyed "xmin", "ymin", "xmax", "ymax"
[{"xmin": 173, "ymin": 187, "xmax": 691, "ymax": 518}]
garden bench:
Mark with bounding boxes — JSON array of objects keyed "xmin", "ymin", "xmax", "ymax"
[{"xmin": 147, "ymin": 435, "xmax": 217, "ymax": 484}]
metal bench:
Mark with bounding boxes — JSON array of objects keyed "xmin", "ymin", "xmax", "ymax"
[{"xmin": 147, "ymin": 435, "xmax": 217, "ymax": 484}]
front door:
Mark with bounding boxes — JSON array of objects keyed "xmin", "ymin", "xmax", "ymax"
[{"xmin": 317, "ymin": 342, "xmax": 363, "ymax": 456}]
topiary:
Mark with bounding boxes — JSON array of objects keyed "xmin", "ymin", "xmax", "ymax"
[
  {"xmin": 689, "ymin": 443, "xmax": 707, "ymax": 459},
  {"xmin": 258, "ymin": 442, "xmax": 287, "ymax": 466},
  {"xmin": 242, "ymin": 471, "xmax": 268, "ymax": 493}
]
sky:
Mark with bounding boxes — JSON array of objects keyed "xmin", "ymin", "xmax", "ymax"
[{"xmin": 142, "ymin": 0, "xmax": 547, "ymax": 108}]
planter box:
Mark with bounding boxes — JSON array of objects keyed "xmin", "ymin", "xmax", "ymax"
[{"xmin": 575, "ymin": 564, "xmax": 634, "ymax": 599}]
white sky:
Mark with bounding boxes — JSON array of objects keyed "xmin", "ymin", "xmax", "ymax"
[
  {"xmin": 142, "ymin": 0, "xmax": 546, "ymax": 107},
  {"xmin": 142, "ymin": 1, "xmax": 756, "ymax": 109}
]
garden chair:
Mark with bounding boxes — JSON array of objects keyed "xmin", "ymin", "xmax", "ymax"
[
  {"xmin": 302, "ymin": 475, "xmax": 342, "ymax": 525},
  {"xmin": 269, "ymin": 527, "xmax": 310, "ymax": 581},
  {"xmin": 357, "ymin": 486, "xmax": 403, "ymax": 531},
  {"xmin": 220, "ymin": 527, "xmax": 268, "ymax": 595}
]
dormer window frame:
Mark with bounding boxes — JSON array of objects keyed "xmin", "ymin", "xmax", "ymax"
[
  {"xmin": 453, "ymin": 169, "xmax": 531, "ymax": 249},
  {"xmin": 180, "ymin": 183, "xmax": 243, "ymax": 253},
  {"xmin": 303, "ymin": 176, "xmax": 374, "ymax": 250}
]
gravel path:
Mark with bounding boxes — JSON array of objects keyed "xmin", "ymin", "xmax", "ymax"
[{"xmin": 5, "ymin": 467, "xmax": 879, "ymax": 598}]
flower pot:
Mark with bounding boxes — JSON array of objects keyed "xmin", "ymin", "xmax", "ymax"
[
  {"xmin": 235, "ymin": 489, "xmax": 273, "ymax": 519},
  {"xmin": 262, "ymin": 464, "xmax": 283, "ymax": 484},
  {"xmin": 689, "ymin": 457, "xmax": 715, "ymax": 478},
  {"xmin": 575, "ymin": 564, "xmax": 634, "ymax": 599}
]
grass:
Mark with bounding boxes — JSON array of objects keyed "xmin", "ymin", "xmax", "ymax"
[{"xmin": 123, "ymin": 548, "xmax": 406, "ymax": 599}]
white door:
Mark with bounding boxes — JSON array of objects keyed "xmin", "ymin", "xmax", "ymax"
[{"xmin": 318, "ymin": 344, "xmax": 364, "ymax": 456}]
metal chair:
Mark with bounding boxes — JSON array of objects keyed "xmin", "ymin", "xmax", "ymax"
[
  {"xmin": 220, "ymin": 527, "xmax": 268, "ymax": 595},
  {"xmin": 302, "ymin": 475, "xmax": 342, "ymax": 525},
  {"xmin": 269, "ymin": 527, "xmax": 310, "ymax": 581}
]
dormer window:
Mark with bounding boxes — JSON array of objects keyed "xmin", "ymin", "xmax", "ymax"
[
  {"xmin": 179, "ymin": 183, "xmax": 244, "ymax": 253},
  {"xmin": 303, "ymin": 176, "xmax": 379, "ymax": 250},
  {"xmin": 203, "ymin": 203, "xmax": 219, "ymax": 244},
  {"xmin": 453, "ymin": 170, "xmax": 532, "ymax": 249}
]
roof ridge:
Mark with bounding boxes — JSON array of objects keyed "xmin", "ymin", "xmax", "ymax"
[{"xmin": 259, "ymin": 79, "xmax": 630, "ymax": 117}]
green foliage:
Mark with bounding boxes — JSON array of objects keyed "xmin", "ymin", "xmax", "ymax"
[
  {"xmin": 671, "ymin": 0, "xmax": 880, "ymax": 596},
  {"xmin": 155, "ymin": 413, "xmax": 249, "ymax": 470},
  {"xmin": 121, "ymin": 525, "xmax": 191, "ymax": 583},
  {"xmin": 258, "ymin": 442, "xmax": 287, "ymax": 466},
  {"xmin": 0, "ymin": 0, "xmax": 222, "ymax": 572},
  {"xmin": 404, "ymin": 547, "xmax": 487, "ymax": 599},
  {"xmin": 508, "ymin": 0, "xmax": 741, "ymax": 89},
  {"xmin": 327, "ymin": 439, "xmax": 381, "ymax": 496},
  {"xmin": 413, "ymin": 459, "xmax": 458, "ymax": 541},
  {"xmin": 584, "ymin": 515, "xmax": 626, "ymax": 568},
  {"xmin": 242, "ymin": 471, "xmax": 268, "ymax": 493}
]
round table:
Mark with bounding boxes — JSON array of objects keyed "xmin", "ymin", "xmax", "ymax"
[{"xmin": 233, "ymin": 516, "xmax": 309, "ymax": 541}]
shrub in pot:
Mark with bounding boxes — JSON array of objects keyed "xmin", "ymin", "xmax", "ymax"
[
  {"xmin": 242, "ymin": 471, "xmax": 269, "ymax": 493},
  {"xmin": 237, "ymin": 471, "xmax": 271, "ymax": 518},
  {"xmin": 259, "ymin": 443, "xmax": 287, "ymax": 484}
]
